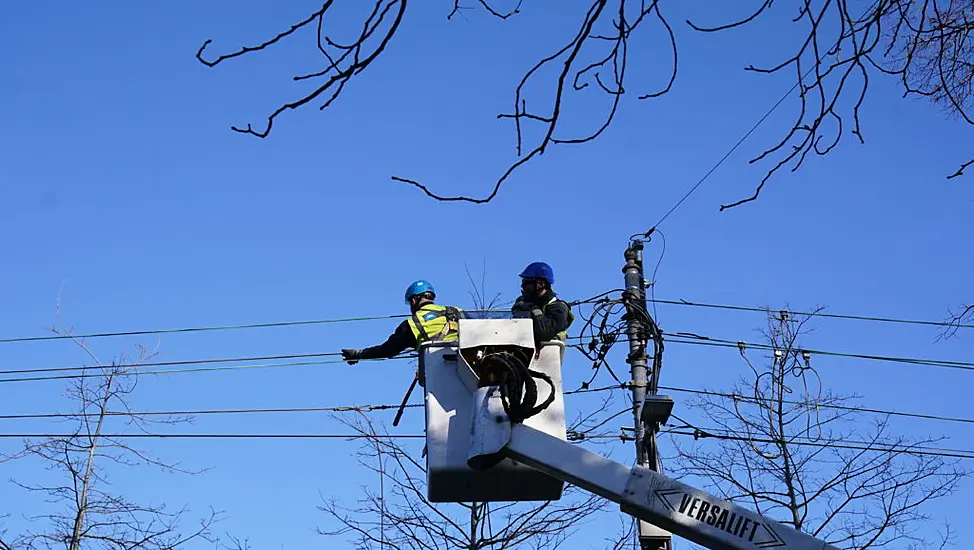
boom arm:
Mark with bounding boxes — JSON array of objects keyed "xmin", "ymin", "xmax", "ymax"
[{"xmin": 468, "ymin": 387, "xmax": 839, "ymax": 550}]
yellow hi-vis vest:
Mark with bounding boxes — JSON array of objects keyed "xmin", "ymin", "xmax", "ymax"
[
  {"xmin": 408, "ymin": 304, "xmax": 462, "ymax": 347},
  {"xmin": 544, "ymin": 298, "xmax": 575, "ymax": 342}
]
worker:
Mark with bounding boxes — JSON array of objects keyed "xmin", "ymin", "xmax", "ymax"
[
  {"xmin": 511, "ymin": 261, "xmax": 574, "ymax": 344},
  {"xmin": 341, "ymin": 280, "xmax": 464, "ymax": 365}
]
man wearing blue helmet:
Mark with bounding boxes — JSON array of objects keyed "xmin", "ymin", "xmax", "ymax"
[
  {"xmin": 512, "ymin": 262, "xmax": 574, "ymax": 344},
  {"xmin": 341, "ymin": 280, "xmax": 464, "ymax": 365}
]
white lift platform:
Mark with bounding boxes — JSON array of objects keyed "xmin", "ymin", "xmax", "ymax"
[
  {"xmin": 421, "ymin": 318, "xmax": 840, "ymax": 550},
  {"xmin": 422, "ymin": 318, "xmax": 567, "ymax": 502}
]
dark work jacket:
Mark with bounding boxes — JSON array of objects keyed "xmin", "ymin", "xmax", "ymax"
[
  {"xmin": 357, "ymin": 319, "xmax": 417, "ymax": 360},
  {"xmin": 357, "ymin": 304, "xmax": 463, "ymax": 360},
  {"xmin": 512, "ymin": 292, "xmax": 573, "ymax": 344}
]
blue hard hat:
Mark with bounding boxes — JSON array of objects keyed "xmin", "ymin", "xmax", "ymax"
[
  {"xmin": 519, "ymin": 262, "xmax": 554, "ymax": 285},
  {"xmin": 405, "ymin": 280, "xmax": 435, "ymax": 303}
]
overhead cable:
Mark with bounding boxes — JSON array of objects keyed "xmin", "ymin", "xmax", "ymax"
[
  {"xmin": 664, "ymin": 428, "xmax": 974, "ymax": 460},
  {"xmin": 650, "ymin": 298, "xmax": 973, "ymax": 331}
]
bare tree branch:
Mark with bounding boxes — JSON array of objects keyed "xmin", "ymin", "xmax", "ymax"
[
  {"xmin": 669, "ymin": 309, "xmax": 968, "ymax": 549},
  {"xmin": 392, "ymin": 0, "xmax": 679, "ymax": 202},
  {"xmin": 196, "ymin": 1, "xmax": 407, "ymax": 138},
  {"xmin": 6, "ymin": 313, "xmax": 222, "ymax": 550},
  {"xmin": 197, "ymin": 1, "xmax": 970, "ymax": 206},
  {"xmin": 939, "ymin": 303, "xmax": 974, "ymax": 340},
  {"xmin": 705, "ymin": 0, "xmax": 974, "ymax": 210},
  {"xmin": 197, "ymin": 1, "xmax": 678, "ymax": 203},
  {"xmin": 317, "ymin": 411, "xmax": 626, "ymax": 550}
]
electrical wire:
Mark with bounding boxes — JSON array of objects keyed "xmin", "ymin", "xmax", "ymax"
[
  {"xmin": 0, "ymin": 432, "xmax": 427, "ymax": 439},
  {"xmin": 3, "ymin": 396, "xmax": 967, "ymax": 452},
  {"xmin": 564, "ymin": 382, "xmax": 974, "ymax": 427},
  {"xmin": 648, "ymin": 230, "xmax": 666, "ymax": 321},
  {"xmin": 640, "ymin": 0, "xmax": 885, "ymax": 234},
  {"xmin": 665, "ymin": 332, "xmax": 974, "ymax": 372},
  {"xmin": 0, "ymin": 432, "xmax": 621, "ymax": 440},
  {"xmin": 0, "ymin": 404, "xmax": 424, "ymax": 421},
  {"xmin": 0, "ymin": 384, "xmax": 623, "ymax": 421},
  {"xmin": 649, "ymin": 298, "xmax": 974, "ymax": 331},
  {"xmin": 3, "ymin": 291, "xmax": 965, "ymax": 351},
  {"xmin": 0, "ymin": 351, "xmax": 342, "ymax": 376},
  {"xmin": 0, "ymin": 313, "xmax": 412, "ymax": 345},
  {"xmin": 566, "ymin": 329, "xmax": 974, "ymax": 372},
  {"xmin": 0, "ymin": 294, "xmax": 614, "ymax": 347},
  {"xmin": 655, "ymin": 385, "xmax": 974, "ymax": 426},
  {"xmin": 8, "ymin": 326, "xmax": 951, "ymax": 387},
  {"xmin": 640, "ymin": 70, "xmax": 807, "ymax": 235},
  {"xmin": 0, "ymin": 356, "xmax": 415, "ymax": 384},
  {"xmin": 6, "ymin": 317, "xmax": 967, "ymax": 381},
  {"xmin": 663, "ymin": 427, "xmax": 974, "ymax": 460}
]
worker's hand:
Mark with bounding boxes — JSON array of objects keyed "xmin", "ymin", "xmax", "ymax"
[
  {"xmin": 341, "ymin": 348, "xmax": 363, "ymax": 365},
  {"xmin": 512, "ymin": 298, "xmax": 533, "ymax": 312}
]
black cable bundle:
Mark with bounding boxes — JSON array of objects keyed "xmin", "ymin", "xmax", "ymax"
[{"xmin": 476, "ymin": 348, "xmax": 555, "ymax": 424}]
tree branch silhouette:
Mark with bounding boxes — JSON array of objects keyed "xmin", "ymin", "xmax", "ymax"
[
  {"xmin": 669, "ymin": 310, "xmax": 968, "ymax": 548},
  {"xmin": 698, "ymin": 1, "xmax": 974, "ymax": 210},
  {"xmin": 197, "ymin": 1, "xmax": 969, "ymax": 206}
]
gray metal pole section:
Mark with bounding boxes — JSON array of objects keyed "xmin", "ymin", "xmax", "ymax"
[
  {"xmin": 623, "ymin": 242, "xmax": 649, "ymax": 465},
  {"xmin": 626, "ymin": 241, "xmax": 671, "ymax": 549}
]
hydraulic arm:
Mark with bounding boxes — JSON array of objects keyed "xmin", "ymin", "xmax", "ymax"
[{"xmin": 467, "ymin": 386, "xmax": 839, "ymax": 550}]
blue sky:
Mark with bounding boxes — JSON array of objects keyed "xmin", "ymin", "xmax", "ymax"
[{"xmin": 1, "ymin": 2, "xmax": 971, "ymax": 549}]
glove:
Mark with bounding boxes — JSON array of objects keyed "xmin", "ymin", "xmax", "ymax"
[
  {"xmin": 512, "ymin": 298, "xmax": 533, "ymax": 312},
  {"xmin": 341, "ymin": 348, "xmax": 363, "ymax": 365}
]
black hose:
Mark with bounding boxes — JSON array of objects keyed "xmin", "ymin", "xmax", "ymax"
[{"xmin": 476, "ymin": 348, "xmax": 555, "ymax": 424}]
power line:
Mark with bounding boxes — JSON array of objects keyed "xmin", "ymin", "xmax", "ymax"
[
  {"xmin": 6, "ymin": 320, "xmax": 965, "ymax": 381},
  {"xmin": 0, "ymin": 313, "xmax": 411, "ymax": 345},
  {"xmin": 0, "ymin": 403, "xmax": 423, "ymax": 420},
  {"xmin": 0, "ymin": 387, "xmax": 623, "ymax": 420},
  {"xmin": 3, "ymin": 291, "xmax": 964, "ymax": 352},
  {"xmin": 0, "ymin": 432, "xmax": 621, "ymax": 441},
  {"xmin": 564, "ymin": 382, "xmax": 974, "ymax": 427},
  {"xmin": 0, "ymin": 351, "xmax": 343, "ymax": 376},
  {"xmin": 642, "ymin": 0, "xmax": 885, "ymax": 232},
  {"xmin": 0, "ymin": 297, "xmax": 609, "ymax": 347},
  {"xmin": 5, "ymin": 387, "xmax": 968, "ymax": 428},
  {"xmin": 650, "ymin": 298, "xmax": 973, "ymax": 331},
  {"xmin": 567, "ymin": 331, "xmax": 974, "ymax": 372},
  {"xmin": 0, "ymin": 432, "xmax": 427, "ymax": 439},
  {"xmin": 644, "ymin": 75, "xmax": 803, "ymax": 234},
  {"xmin": 0, "ymin": 356, "xmax": 416, "ymax": 384},
  {"xmin": 664, "ymin": 428, "xmax": 974, "ymax": 460},
  {"xmin": 666, "ymin": 332, "xmax": 974, "ymax": 372},
  {"xmin": 656, "ymin": 385, "xmax": 974, "ymax": 426}
]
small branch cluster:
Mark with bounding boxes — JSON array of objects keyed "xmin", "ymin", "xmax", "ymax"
[
  {"xmin": 448, "ymin": 0, "xmax": 523, "ymax": 21},
  {"xmin": 196, "ymin": 0, "xmax": 408, "ymax": 138},
  {"xmin": 694, "ymin": 1, "xmax": 974, "ymax": 210},
  {"xmin": 395, "ymin": 0, "xmax": 678, "ymax": 202},
  {"xmin": 940, "ymin": 303, "xmax": 974, "ymax": 340}
]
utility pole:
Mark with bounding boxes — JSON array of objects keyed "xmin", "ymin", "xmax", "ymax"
[
  {"xmin": 622, "ymin": 240, "xmax": 671, "ymax": 550},
  {"xmin": 622, "ymin": 242, "xmax": 649, "ymax": 465}
]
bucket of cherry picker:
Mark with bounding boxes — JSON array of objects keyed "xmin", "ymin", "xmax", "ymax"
[{"xmin": 421, "ymin": 316, "xmax": 568, "ymax": 502}]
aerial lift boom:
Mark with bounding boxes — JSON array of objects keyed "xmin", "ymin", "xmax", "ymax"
[
  {"xmin": 467, "ymin": 385, "xmax": 838, "ymax": 550},
  {"xmin": 421, "ymin": 318, "xmax": 838, "ymax": 550}
]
